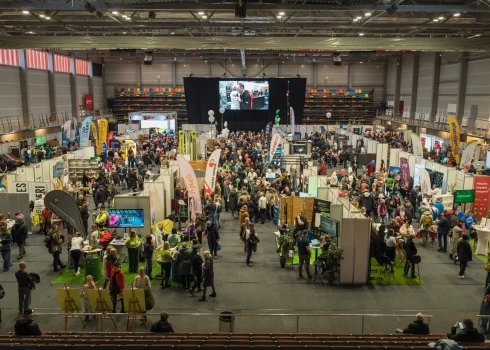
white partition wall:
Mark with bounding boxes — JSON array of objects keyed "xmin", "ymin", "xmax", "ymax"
[
  {"xmin": 317, "ymin": 187, "xmax": 328, "ymax": 201},
  {"xmin": 408, "ymin": 155, "xmax": 417, "ymax": 178},
  {"xmin": 25, "ymin": 167, "xmax": 34, "ymax": 182},
  {"xmin": 114, "ymin": 195, "xmax": 152, "ymax": 234},
  {"xmin": 376, "ymin": 144, "xmax": 389, "ymax": 171},
  {"xmin": 389, "ymin": 149, "xmax": 400, "ymax": 168},
  {"xmin": 447, "ymin": 169, "xmax": 458, "ymax": 192},
  {"xmin": 339, "ymin": 217, "xmax": 371, "ymax": 285}
]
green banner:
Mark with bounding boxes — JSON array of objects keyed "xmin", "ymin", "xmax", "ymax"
[{"xmin": 454, "ymin": 190, "xmax": 475, "ymax": 203}]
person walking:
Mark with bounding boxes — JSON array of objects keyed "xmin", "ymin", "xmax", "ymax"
[
  {"xmin": 204, "ymin": 221, "xmax": 220, "ymax": 259},
  {"xmin": 109, "ymin": 262, "xmax": 125, "ymax": 313},
  {"xmin": 384, "ymin": 229, "xmax": 396, "ymax": 272},
  {"xmin": 70, "ymin": 232, "xmax": 84, "ymax": 276},
  {"xmin": 189, "ymin": 245, "xmax": 204, "ymax": 297},
  {"xmin": 419, "ymin": 208, "xmax": 433, "ymax": 246},
  {"xmin": 199, "ymin": 251, "xmax": 216, "ymax": 301},
  {"xmin": 457, "ymin": 234, "xmax": 472, "ymax": 279},
  {"xmin": 449, "ymin": 222, "xmax": 463, "ymax": 261},
  {"xmin": 0, "ymin": 225, "xmax": 12, "ymax": 272},
  {"xmin": 437, "ymin": 210, "xmax": 451, "ymax": 253},
  {"xmin": 297, "ymin": 229, "xmax": 312, "ymax": 280},
  {"xmin": 125, "ymin": 230, "xmax": 141, "ymax": 273},
  {"xmin": 175, "ymin": 243, "xmax": 193, "ymax": 289},
  {"xmin": 245, "ymin": 223, "xmax": 259, "ymax": 267},
  {"xmin": 103, "ymin": 246, "xmax": 118, "ymax": 289},
  {"xmin": 143, "ymin": 235, "xmax": 154, "ymax": 280},
  {"xmin": 49, "ymin": 224, "xmax": 65, "ymax": 272},
  {"xmin": 11, "ymin": 215, "xmax": 28, "ymax": 260},
  {"xmin": 15, "ymin": 261, "xmax": 35, "ymax": 315}
]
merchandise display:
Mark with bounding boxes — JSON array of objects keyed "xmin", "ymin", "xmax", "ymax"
[{"xmin": 68, "ymin": 158, "xmax": 99, "ymax": 182}]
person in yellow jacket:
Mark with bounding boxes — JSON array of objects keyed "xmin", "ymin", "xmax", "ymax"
[{"xmin": 95, "ymin": 206, "xmax": 109, "ymax": 235}]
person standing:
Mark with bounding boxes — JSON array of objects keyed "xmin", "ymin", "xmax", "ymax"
[
  {"xmin": 296, "ymin": 230, "xmax": 312, "ymax": 280},
  {"xmin": 70, "ymin": 232, "xmax": 84, "ymax": 276},
  {"xmin": 125, "ymin": 230, "xmax": 141, "ymax": 274},
  {"xmin": 80, "ymin": 202, "xmax": 90, "ymax": 239},
  {"xmin": 134, "ymin": 267, "xmax": 153, "ymax": 325},
  {"xmin": 457, "ymin": 234, "xmax": 472, "ymax": 279},
  {"xmin": 175, "ymin": 243, "xmax": 193, "ymax": 289},
  {"xmin": 143, "ymin": 235, "xmax": 154, "ymax": 280},
  {"xmin": 237, "ymin": 83, "xmax": 251, "ymax": 110},
  {"xmin": 50, "ymin": 225, "xmax": 65, "ymax": 272},
  {"xmin": 0, "ymin": 225, "xmax": 12, "ymax": 272},
  {"xmin": 189, "ymin": 245, "xmax": 204, "ymax": 297},
  {"xmin": 199, "ymin": 251, "xmax": 216, "ymax": 301},
  {"xmin": 258, "ymin": 192, "xmax": 267, "ymax": 224},
  {"xmin": 204, "ymin": 221, "xmax": 220, "ymax": 259},
  {"xmin": 158, "ymin": 241, "xmax": 173, "ymax": 289},
  {"xmin": 437, "ymin": 210, "xmax": 451, "ymax": 253},
  {"xmin": 403, "ymin": 234, "xmax": 417, "ymax": 278},
  {"xmin": 15, "ymin": 261, "xmax": 35, "ymax": 315},
  {"xmin": 81, "ymin": 275, "xmax": 96, "ymax": 322},
  {"xmin": 245, "ymin": 223, "xmax": 259, "ymax": 267},
  {"xmin": 11, "ymin": 215, "xmax": 28, "ymax": 260},
  {"xmin": 419, "ymin": 208, "xmax": 433, "ymax": 246},
  {"xmin": 109, "ymin": 262, "xmax": 125, "ymax": 313},
  {"xmin": 103, "ymin": 246, "xmax": 118, "ymax": 289}
]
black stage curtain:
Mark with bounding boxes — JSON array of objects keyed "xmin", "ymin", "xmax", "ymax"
[{"xmin": 183, "ymin": 77, "xmax": 306, "ymax": 132}]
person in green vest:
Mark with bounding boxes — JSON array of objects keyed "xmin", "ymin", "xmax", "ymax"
[{"xmin": 125, "ymin": 230, "xmax": 141, "ymax": 273}]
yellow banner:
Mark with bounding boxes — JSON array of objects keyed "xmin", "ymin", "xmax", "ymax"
[
  {"xmin": 91, "ymin": 121, "xmax": 99, "ymax": 155},
  {"xmin": 97, "ymin": 118, "xmax": 108, "ymax": 156},
  {"xmin": 191, "ymin": 130, "xmax": 197, "ymax": 161},
  {"xmin": 179, "ymin": 130, "xmax": 185, "ymax": 155},
  {"xmin": 447, "ymin": 116, "xmax": 460, "ymax": 164}
]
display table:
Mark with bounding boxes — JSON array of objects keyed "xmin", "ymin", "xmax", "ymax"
[
  {"xmin": 111, "ymin": 239, "xmax": 129, "ymax": 262},
  {"xmin": 475, "ymin": 225, "xmax": 490, "ymax": 255}
]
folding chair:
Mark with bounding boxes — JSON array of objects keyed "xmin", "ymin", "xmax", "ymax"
[{"xmin": 378, "ymin": 255, "xmax": 395, "ymax": 283}]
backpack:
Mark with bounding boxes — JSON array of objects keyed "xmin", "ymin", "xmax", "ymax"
[
  {"xmin": 422, "ymin": 214, "xmax": 433, "ymax": 227},
  {"xmin": 44, "ymin": 233, "xmax": 54, "ymax": 250}
]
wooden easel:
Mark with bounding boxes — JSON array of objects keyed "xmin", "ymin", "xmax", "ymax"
[
  {"xmin": 395, "ymin": 242, "xmax": 406, "ymax": 268},
  {"xmin": 126, "ymin": 286, "xmax": 146, "ymax": 331},
  {"xmin": 62, "ymin": 284, "xmax": 85, "ymax": 331},
  {"xmin": 94, "ymin": 286, "xmax": 116, "ymax": 331}
]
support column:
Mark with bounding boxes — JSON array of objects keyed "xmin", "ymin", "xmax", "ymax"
[
  {"xmin": 18, "ymin": 49, "xmax": 30, "ymax": 124},
  {"xmin": 136, "ymin": 63, "xmax": 142, "ymax": 87},
  {"xmin": 456, "ymin": 52, "xmax": 469, "ymax": 124},
  {"xmin": 383, "ymin": 60, "xmax": 389, "ymax": 101},
  {"xmin": 410, "ymin": 52, "xmax": 420, "ymax": 118},
  {"xmin": 430, "ymin": 52, "xmax": 441, "ymax": 122},
  {"xmin": 102, "ymin": 58, "xmax": 107, "ymax": 111},
  {"xmin": 47, "ymin": 52, "xmax": 57, "ymax": 117},
  {"xmin": 172, "ymin": 62, "xmax": 176, "ymax": 87},
  {"xmin": 313, "ymin": 62, "xmax": 318, "ymax": 88},
  {"xmin": 394, "ymin": 58, "xmax": 402, "ymax": 117},
  {"xmin": 69, "ymin": 53, "xmax": 78, "ymax": 116},
  {"xmin": 347, "ymin": 62, "xmax": 351, "ymax": 88},
  {"xmin": 277, "ymin": 62, "xmax": 281, "ymax": 77}
]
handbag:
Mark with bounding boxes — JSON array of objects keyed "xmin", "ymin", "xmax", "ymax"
[{"xmin": 217, "ymin": 242, "xmax": 222, "ymax": 251}]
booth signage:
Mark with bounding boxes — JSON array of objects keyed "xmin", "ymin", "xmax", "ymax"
[
  {"xmin": 320, "ymin": 215, "xmax": 339, "ymax": 237},
  {"xmin": 85, "ymin": 94, "xmax": 93, "ymax": 110},
  {"xmin": 29, "ymin": 182, "xmax": 50, "ymax": 202},
  {"xmin": 473, "ymin": 175, "xmax": 490, "ymax": 220},
  {"xmin": 313, "ymin": 198, "xmax": 331, "ymax": 217},
  {"xmin": 12, "ymin": 181, "xmax": 28, "ymax": 194},
  {"xmin": 454, "ymin": 190, "xmax": 475, "ymax": 203}
]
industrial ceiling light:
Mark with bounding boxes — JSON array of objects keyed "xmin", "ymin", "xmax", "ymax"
[
  {"xmin": 111, "ymin": 10, "xmax": 119, "ymax": 15},
  {"xmin": 170, "ymin": 31, "xmax": 175, "ymax": 35},
  {"xmin": 39, "ymin": 14, "xmax": 45, "ymax": 18},
  {"xmin": 353, "ymin": 18, "xmax": 359, "ymax": 22},
  {"xmin": 469, "ymin": 34, "xmax": 481, "ymax": 38},
  {"xmin": 365, "ymin": 12, "xmax": 371, "ymax": 16},
  {"xmin": 356, "ymin": 16, "xmax": 362, "ymax": 19},
  {"xmin": 45, "ymin": 16, "xmax": 51, "ymax": 20},
  {"xmin": 277, "ymin": 15, "xmax": 282, "ymax": 19},
  {"xmin": 453, "ymin": 13, "xmax": 460, "ymax": 17},
  {"xmin": 148, "ymin": 11, "xmax": 156, "ymax": 19},
  {"xmin": 279, "ymin": 11, "xmax": 285, "ymax": 15},
  {"xmin": 198, "ymin": 11, "xmax": 204, "ymax": 15},
  {"xmin": 359, "ymin": 32, "xmax": 364, "ymax": 36},
  {"xmin": 202, "ymin": 15, "xmax": 207, "ymax": 18},
  {"xmin": 22, "ymin": 10, "xmax": 30, "ymax": 14},
  {"xmin": 438, "ymin": 16, "xmax": 444, "ymax": 20},
  {"xmin": 433, "ymin": 18, "xmax": 439, "ymax": 22}
]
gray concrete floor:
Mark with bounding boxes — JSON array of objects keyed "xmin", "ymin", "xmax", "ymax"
[{"xmin": 0, "ymin": 171, "xmax": 486, "ymax": 335}]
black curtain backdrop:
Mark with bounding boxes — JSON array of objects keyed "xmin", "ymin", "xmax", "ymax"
[{"xmin": 183, "ymin": 77, "xmax": 306, "ymax": 132}]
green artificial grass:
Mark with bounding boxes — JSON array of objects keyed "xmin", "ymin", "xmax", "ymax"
[
  {"xmin": 51, "ymin": 260, "xmax": 165, "ymax": 286},
  {"xmin": 470, "ymin": 238, "xmax": 487, "ymax": 263},
  {"xmin": 370, "ymin": 257, "xmax": 424, "ymax": 285},
  {"xmin": 275, "ymin": 238, "xmax": 318, "ymax": 265}
]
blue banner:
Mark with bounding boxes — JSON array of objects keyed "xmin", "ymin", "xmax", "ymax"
[
  {"xmin": 320, "ymin": 126, "xmax": 326, "ymax": 133},
  {"xmin": 79, "ymin": 116, "xmax": 93, "ymax": 148},
  {"xmin": 388, "ymin": 166, "xmax": 401, "ymax": 176},
  {"xmin": 320, "ymin": 215, "xmax": 339, "ymax": 237},
  {"xmin": 62, "ymin": 120, "xmax": 71, "ymax": 148}
]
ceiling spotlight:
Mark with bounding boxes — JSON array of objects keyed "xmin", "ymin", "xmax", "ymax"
[
  {"xmin": 111, "ymin": 10, "xmax": 119, "ymax": 15},
  {"xmin": 125, "ymin": 17, "xmax": 131, "ymax": 21},
  {"xmin": 356, "ymin": 16, "xmax": 362, "ymax": 19},
  {"xmin": 122, "ymin": 14, "xmax": 127, "ymax": 18},
  {"xmin": 438, "ymin": 16, "xmax": 444, "ymax": 20},
  {"xmin": 469, "ymin": 34, "xmax": 482, "ymax": 38},
  {"xmin": 122, "ymin": 31, "xmax": 127, "ymax": 34},
  {"xmin": 433, "ymin": 18, "xmax": 439, "ymax": 22},
  {"xmin": 26, "ymin": 31, "xmax": 35, "ymax": 34},
  {"xmin": 170, "ymin": 31, "xmax": 175, "ymax": 35},
  {"xmin": 279, "ymin": 11, "xmax": 285, "ymax": 15},
  {"xmin": 277, "ymin": 15, "xmax": 282, "ymax": 19},
  {"xmin": 365, "ymin": 12, "xmax": 371, "ymax": 16},
  {"xmin": 353, "ymin": 18, "xmax": 359, "ymax": 22},
  {"xmin": 360, "ymin": 61, "xmax": 363, "ymax": 64},
  {"xmin": 22, "ymin": 10, "xmax": 30, "ymax": 14},
  {"xmin": 198, "ymin": 11, "xmax": 204, "ymax": 15},
  {"xmin": 202, "ymin": 15, "xmax": 207, "ymax": 18},
  {"xmin": 359, "ymin": 32, "xmax": 364, "ymax": 36},
  {"xmin": 148, "ymin": 11, "xmax": 156, "ymax": 19},
  {"xmin": 453, "ymin": 13, "xmax": 460, "ymax": 17},
  {"xmin": 205, "ymin": 60, "xmax": 208, "ymax": 63},
  {"xmin": 45, "ymin": 16, "xmax": 51, "ymax": 20}
]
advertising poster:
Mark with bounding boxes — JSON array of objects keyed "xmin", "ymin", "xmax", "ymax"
[
  {"xmin": 79, "ymin": 116, "xmax": 93, "ymax": 148},
  {"xmin": 400, "ymin": 157, "xmax": 410, "ymax": 187},
  {"xmin": 320, "ymin": 215, "xmax": 339, "ymax": 237},
  {"xmin": 388, "ymin": 166, "xmax": 401, "ymax": 176},
  {"xmin": 203, "ymin": 149, "xmax": 221, "ymax": 198},
  {"xmin": 411, "ymin": 132, "xmax": 424, "ymax": 158},
  {"xmin": 97, "ymin": 118, "xmax": 108, "ymax": 156},
  {"xmin": 473, "ymin": 175, "xmax": 490, "ymax": 220},
  {"xmin": 62, "ymin": 120, "xmax": 71, "ymax": 148},
  {"xmin": 447, "ymin": 116, "xmax": 461, "ymax": 164}
]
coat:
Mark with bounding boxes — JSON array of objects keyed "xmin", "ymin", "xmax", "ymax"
[
  {"xmin": 360, "ymin": 192, "xmax": 375, "ymax": 211},
  {"xmin": 404, "ymin": 239, "xmax": 417, "ymax": 260},
  {"xmin": 457, "ymin": 240, "xmax": 472, "ymax": 263},
  {"xmin": 11, "ymin": 221, "xmax": 28, "ymax": 244},
  {"xmin": 238, "ymin": 207, "xmax": 250, "ymax": 227},
  {"xmin": 229, "ymin": 192, "xmax": 238, "ymax": 211},
  {"xmin": 437, "ymin": 215, "xmax": 451, "ymax": 235},
  {"xmin": 205, "ymin": 226, "xmax": 220, "ymax": 251},
  {"xmin": 402, "ymin": 320, "xmax": 430, "ymax": 334},
  {"xmin": 191, "ymin": 252, "xmax": 204, "ymax": 277},
  {"xmin": 202, "ymin": 258, "xmax": 214, "ymax": 287},
  {"xmin": 109, "ymin": 269, "xmax": 125, "ymax": 293},
  {"xmin": 175, "ymin": 247, "xmax": 192, "ymax": 275},
  {"xmin": 480, "ymin": 285, "xmax": 490, "ymax": 317}
]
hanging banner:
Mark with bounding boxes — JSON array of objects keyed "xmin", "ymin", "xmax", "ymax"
[
  {"xmin": 320, "ymin": 126, "xmax": 326, "ymax": 134},
  {"xmin": 176, "ymin": 156, "xmax": 202, "ymax": 220},
  {"xmin": 264, "ymin": 122, "xmax": 272, "ymax": 150},
  {"xmin": 447, "ymin": 115, "xmax": 461, "ymax": 164},
  {"xmin": 97, "ymin": 118, "xmax": 108, "ymax": 156},
  {"xmin": 420, "ymin": 137, "xmax": 426, "ymax": 147},
  {"xmin": 191, "ymin": 130, "xmax": 197, "ymax": 161},
  {"xmin": 91, "ymin": 121, "xmax": 98, "ymax": 154},
  {"xmin": 269, "ymin": 133, "xmax": 282, "ymax": 164},
  {"xmin": 460, "ymin": 140, "xmax": 478, "ymax": 169},
  {"xmin": 419, "ymin": 168, "xmax": 432, "ymax": 196},
  {"xmin": 85, "ymin": 94, "xmax": 93, "ymax": 110},
  {"xmin": 290, "ymin": 106, "xmax": 295, "ymax": 138},
  {"xmin": 434, "ymin": 140, "xmax": 441, "ymax": 149},
  {"xmin": 79, "ymin": 116, "xmax": 93, "ymax": 148},
  {"xmin": 400, "ymin": 157, "xmax": 410, "ymax": 187},
  {"xmin": 411, "ymin": 132, "xmax": 424, "ymax": 158},
  {"xmin": 62, "ymin": 120, "xmax": 71, "ymax": 148},
  {"xmin": 179, "ymin": 130, "xmax": 185, "ymax": 155},
  {"xmin": 473, "ymin": 175, "xmax": 490, "ymax": 220},
  {"xmin": 107, "ymin": 131, "xmax": 114, "ymax": 147},
  {"xmin": 203, "ymin": 149, "xmax": 222, "ymax": 198}
]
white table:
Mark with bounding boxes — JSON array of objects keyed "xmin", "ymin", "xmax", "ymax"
[
  {"xmin": 111, "ymin": 239, "xmax": 129, "ymax": 262},
  {"xmin": 475, "ymin": 225, "xmax": 490, "ymax": 255}
]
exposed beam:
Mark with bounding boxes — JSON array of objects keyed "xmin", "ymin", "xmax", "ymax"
[
  {"xmin": 456, "ymin": 52, "xmax": 469, "ymax": 124},
  {"xmin": 430, "ymin": 52, "xmax": 441, "ymax": 122},
  {"xmin": 189, "ymin": 11, "xmax": 201, "ymax": 22},
  {"xmin": 410, "ymin": 52, "xmax": 420, "ymax": 118}
]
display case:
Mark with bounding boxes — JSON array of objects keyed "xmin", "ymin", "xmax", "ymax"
[
  {"xmin": 68, "ymin": 158, "xmax": 100, "ymax": 182},
  {"xmin": 439, "ymin": 193, "xmax": 454, "ymax": 210},
  {"xmin": 302, "ymin": 88, "xmax": 376, "ymax": 126}
]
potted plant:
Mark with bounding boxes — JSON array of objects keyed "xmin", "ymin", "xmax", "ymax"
[
  {"xmin": 324, "ymin": 243, "xmax": 343, "ymax": 284},
  {"xmin": 276, "ymin": 230, "xmax": 296, "ymax": 268}
]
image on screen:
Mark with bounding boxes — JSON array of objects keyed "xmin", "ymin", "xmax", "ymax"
[
  {"xmin": 108, "ymin": 209, "xmax": 145, "ymax": 228},
  {"xmin": 219, "ymin": 80, "xmax": 269, "ymax": 110}
]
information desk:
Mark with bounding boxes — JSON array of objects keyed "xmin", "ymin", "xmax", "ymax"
[
  {"xmin": 475, "ymin": 225, "xmax": 490, "ymax": 255},
  {"xmin": 111, "ymin": 239, "xmax": 130, "ymax": 262}
]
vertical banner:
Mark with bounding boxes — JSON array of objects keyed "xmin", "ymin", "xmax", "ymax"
[
  {"xmin": 473, "ymin": 175, "xmax": 490, "ymax": 220},
  {"xmin": 85, "ymin": 94, "xmax": 93, "ymax": 110},
  {"xmin": 79, "ymin": 116, "xmax": 93, "ymax": 148},
  {"xmin": 320, "ymin": 126, "xmax": 326, "ymax": 134},
  {"xmin": 178, "ymin": 130, "xmax": 185, "ymax": 155},
  {"xmin": 91, "ymin": 121, "xmax": 98, "ymax": 154},
  {"xmin": 191, "ymin": 130, "xmax": 197, "ymax": 161},
  {"xmin": 411, "ymin": 132, "xmax": 424, "ymax": 158},
  {"xmin": 419, "ymin": 168, "xmax": 432, "ymax": 196},
  {"xmin": 290, "ymin": 106, "xmax": 295, "ymax": 137},
  {"xmin": 400, "ymin": 157, "xmax": 410, "ymax": 187},
  {"xmin": 264, "ymin": 122, "xmax": 272, "ymax": 150},
  {"xmin": 62, "ymin": 120, "xmax": 71, "ymax": 147},
  {"xmin": 203, "ymin": 149, "xmax": 222, "ymax": 198},
  {"xmin": 460, "ymin": 140, "xmax": 478, "ymax": 169},
  {"xmin": 97, "ymin": 118, "xmax": 108, "ymax": 156},
  {"xmin": 269, "ymin": 133, "xmax": 282, "ymax": 164},
  {"xmin": 447, "ymin": 115, "xmax": 461, "ymax": 164},
  {"xmin": 176, "ymin": 156, "xmax": 202, "ymax": 219},
  {"xmin": 107, "ymin": 131, "xmax": 114, "ymax": 147}
]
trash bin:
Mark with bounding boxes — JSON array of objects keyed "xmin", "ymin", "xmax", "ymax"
[
  {"xmin": 85, "ymin": 253, "xmax": 102, "ymax": 282},
  {"xmin": 219, "ymin": 311, "xmax": 235, "ymax": 333}
]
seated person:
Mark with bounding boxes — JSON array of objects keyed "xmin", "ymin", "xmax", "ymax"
[
  {"xmin": 15, "ymin": 309, "xmax": 42, "ymax": 336},
  {"xmin": 399, "ymin": 221, "xmax": 415, "ymax": 238},
  {"xmin": 448, "ymin": 318, "xmax": 485, "ymax": 343},
  {"xmin": 150, "ymin": 312, "xmax": 174, "ymax": 333},
  {"xmin": 396, "ymin": 313, "xmax": 430, "ymax": 334},
  {"xmin": 321, "ymin": 235, "xmax": 331, "ymax": 253},
  {"xmin": 294, "ymin": 212, "xmax": 308, "ymax": 236}
]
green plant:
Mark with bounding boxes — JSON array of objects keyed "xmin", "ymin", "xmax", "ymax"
[
  {"xmin": 276, "ymin": 230, "xmax": 296, "ymax": 257},
  {"xmin": 325, "ymin": 243, "xmax": 344, "ymax": 272}
]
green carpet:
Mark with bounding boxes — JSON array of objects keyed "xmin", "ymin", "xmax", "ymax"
[
  {"xmin": 51, "ymin": 260, "xmax": 165, "ymax": 286},
  {"xmin": 275, "ymin": 238, "xmax": 316, "ymax": 265},
  {"xmin": 370, "ymin": 257, "xmax": 424, "ymax": 285}
]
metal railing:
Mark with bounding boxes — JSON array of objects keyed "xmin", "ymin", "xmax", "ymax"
[{"xmin": 30, "ymin": 312, "xmax": 433, "ymax": 333}]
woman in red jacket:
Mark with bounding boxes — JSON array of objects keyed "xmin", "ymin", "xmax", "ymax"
[{"xmin": 110, "ymin": 262, "xmax": 125, "ymax": 313}]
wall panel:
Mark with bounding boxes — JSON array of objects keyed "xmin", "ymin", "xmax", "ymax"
[
  {"xmin": 93, "ymin": 76, "xmax": 104, "ymax": 111},
  {"xmin": 0, "ymin": 65, "xmax": 22, "ymax": 119},
  {"xmin": 27, "ymin": 69, "xmax": 50, "ymax": 116},
  {"xmin": 416, "ymin": 52, "xmax": 435, "ymax": 111},
  {"xmin": 386, "ymin": 59, "xmax": 397, "ymax": 95},
  {"xmin": 55, "ymin": 73, "xmax": 71, "ymax": 114}
]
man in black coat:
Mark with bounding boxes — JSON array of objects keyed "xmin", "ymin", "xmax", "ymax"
[
  {"xmin": 396, "ymin": 313, "xmax": 430, "ymax": 334},
  {"xmin": 11, "ymin": 214, "xmax": 28, "ymax": 260},
  {"xmin": 14, "ymin": 308, "xmax": 42, "ymax": 336},
  {"xmin": 403, "ymin": 234, "xmax": 418, "ymax": 278},
  {"xmin": 437, "ymin": 210, "xmax": 451, "ymax": 253},
  {"xmin": 237, "ymin": 83, "xmax": 251, "ymax": 110},
  {"xmin": 449, "ymin": 318, "xmax": 485, "ymax": 343},
  {"xmin": 150, "ymin": 312, "xmax": 174, "ymax": 333}
]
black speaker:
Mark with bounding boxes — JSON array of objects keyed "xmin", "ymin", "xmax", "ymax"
[{"xmin": 93, "ymin": 63, "xmax": 103, "ymax": 77}]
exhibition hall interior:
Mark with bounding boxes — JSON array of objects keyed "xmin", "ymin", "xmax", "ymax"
[{"xmin": 1, "ymin": 0, "xmax": 490, "ymax": 347}]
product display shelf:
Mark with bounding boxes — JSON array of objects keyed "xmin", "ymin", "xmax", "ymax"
[
  {"xmin": 439, "ymin": 193, "xmax": 454, "ymax": 209},
  {"xmin": 68, "ymin": 159, "xmax": 100, "ymax": 182},
  {"xmin": 302, "ymin": 88, "xmax": 376, "ymax": 125},
  {"xmin": 112, "ymin": 87, "xmax": 188, "ymax": 127}
]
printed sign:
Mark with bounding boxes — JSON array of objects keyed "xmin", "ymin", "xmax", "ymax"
[
  {"xmin": 12, "ymin": 181, "xmax": 28, "ymax": 194},
  {"xmin": 320, "ymin": 215, "xmax": 339, "ymax": 237},
  {"xmin": 29, "ymin": 182, "xmax": 50, "ymax": 202},
  {"xmin": 454, "ymin": 190, "xmax": 475, "ymax": 204},
  {"xmin": 473, "ymin": 175, "xmax": 490, "ymax": 220}
]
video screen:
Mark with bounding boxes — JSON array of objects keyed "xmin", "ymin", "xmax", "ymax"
[
  {"xmin": 108, "ymin": 209, "xmax": 145, "ymax": 228},
  {"xmin": 219, "ymin": 80, "xmax": 269, "ymax": 110}
]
